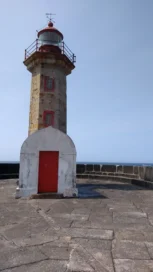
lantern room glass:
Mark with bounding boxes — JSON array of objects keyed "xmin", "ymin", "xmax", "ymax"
[{"xmin": 39, "ymin": 32, "xmax": 62, "ymax": 46}]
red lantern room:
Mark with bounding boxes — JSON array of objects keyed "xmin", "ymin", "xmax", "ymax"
[
  {"xmin": 38, "ymin": 21, "xmax": 63, "ymax": 43},
  {"xmin": 24, "ymin": 20, "xmax": 76, "ymax": 68},
  {"xmin": 38, "ymin": 21, "xmax": 64, "ymax": 54}
]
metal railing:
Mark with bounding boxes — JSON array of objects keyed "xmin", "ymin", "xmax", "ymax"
[{"xmin": 24, "ymin": 39, "xmax": 76, "ymax": 64}]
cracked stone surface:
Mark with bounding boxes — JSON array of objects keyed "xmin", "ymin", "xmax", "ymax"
[
  {"xmin": 1, "ymin": 179, "xmax": 153, "ymax": 271},
  {"xmin": 112, "ymin": 240, "xmax": 150, "ymax": 260}
]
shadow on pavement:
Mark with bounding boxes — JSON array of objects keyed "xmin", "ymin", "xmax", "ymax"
[
  {"xmin": 31, "ymin": 182, "xmax": 145, "ymax": 200},
  {"xmin": 77, "ymin": 184, "xmax": 108, "ymax": 198},
  {"xmin": 77, "ymin": 182, "xmax": 145, "ymax": 199}
]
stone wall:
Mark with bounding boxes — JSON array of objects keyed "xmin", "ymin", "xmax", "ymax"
[
  {"xmin": 1, "ymin": 163, "xmax": 153, "ymax": 184},
  {"xmin": 0, "ymin": 163, "xmax": 19, "ymax": 179},
  {"xmin": 29, "ymin": 69, "xmax": 40, "ymax": 135},
  {"xmin": 25, "ymin": 54, "xmax": 69, "ymax": 136},
  {"xmin": 39, "ymin": 66, "xmax": 67, "ymax": 134},
  {"xmin": 76, "ymin": 164, "xmax": 153, "ymax": 182}
]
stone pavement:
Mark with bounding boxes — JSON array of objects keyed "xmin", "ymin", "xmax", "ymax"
[{"xmin": 1, "ymin": 180, "xmax": 153, "ymax": 271}]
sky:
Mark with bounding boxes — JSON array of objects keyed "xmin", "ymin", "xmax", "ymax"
[{"xmin": 0, "ymin": 0, "xmax": 153, "ymax": 163}]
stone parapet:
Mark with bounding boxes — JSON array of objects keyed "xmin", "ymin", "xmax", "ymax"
[
  {"xmin": 76, "ymin": 163, "xmax": 153, "ymax": 183},
  {"xmin": 1, "ymin": 163, "xmax": 153, "ymax": 186}
]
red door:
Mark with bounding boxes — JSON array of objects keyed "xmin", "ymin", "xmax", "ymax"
[{"xmin": 38, "ymin": 151, "xmax": 59, "ymax": 193}]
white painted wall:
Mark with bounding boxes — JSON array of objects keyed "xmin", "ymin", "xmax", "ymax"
[{"xmin": 16, "ymin": 126, "xmax": 78, "ymax": 198}]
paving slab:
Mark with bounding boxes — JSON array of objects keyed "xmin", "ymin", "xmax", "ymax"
[
  {"xmin": 47, "ymin": 201, "xmax": 74, "ymax": 214},
  {"xmin": 12, "ymin": 233, "xmax": 59, "ymax": 247},
  {"xmin": 90, "ymin": 207, "xmax": 111, "ymax": 215},
  {"xmin": 115, "ymin": 230, "xmax": 147, "ymax": 242},
  {"xmin": 85, "ymin": 247, "xmax": 114, "ymax": 272},
  {"xmin": 113, "ymin": 211, "xmax": 147, "ymax": 218},
  {"xmin": 67, "ymin": 246, "xmax": 95, "ymax": 272},
  {"xmin": 1, "ymin": 179, "xmax": 153, "ymax": 271},
  {"xmin": 72, "ymin": 215, "xmax": 113, "ymax": 229},
  {"xmin": 56, "ymin": 227, "xmax": 113, "ymax": 240},
  {"xmin": 0, "ymin": 246, "xmax": 47, "ymax": 270},
  {"xmin": 145, "ymin": 242, "xmax": 153, "ymax": 259},
  {"xmin": 38, "ymin": 243, "xmax": 71, "ymax": 260},
  {"xmin": 3, "ymin": 216, "xmax": 53, "ymax": 240},
  {"xmin": 67, "ymin": 245, "xmax": 113, "ymax": 272},
  {"xmin": 49, "ymin": 212, "xmax": 89, "ymax": 221},
  {"xmin": 47, "ymin": 216, "xmax": 73, "ymax": 228},
  {"xmin": 70, "ymin": 238, "xmax": 112, "ymax": 250},
  {"xmin": 1, "ymin": 260, "xmax": 67, "ymax": 272},
  {"xmin": 112, "ymin": 239, "xmax": 150, "ymax": 260},
  {"xmin": 113, "ymin": 215, "xmax": 149, "ymax": 225},
  {"xmin": 114, "ymin": 259, "xmax": 153, "ymax": 272}
]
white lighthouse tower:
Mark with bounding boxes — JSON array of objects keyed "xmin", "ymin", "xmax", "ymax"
[{"xmin": 16, "ymin": 16, "xmax": 78, "ymax": 198}]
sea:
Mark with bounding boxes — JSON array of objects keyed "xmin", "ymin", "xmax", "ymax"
[{"xmin": 0, "ymin": 161, "xmax": 153, "ymax": 166}]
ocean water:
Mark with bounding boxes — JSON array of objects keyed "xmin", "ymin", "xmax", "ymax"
[{"xmin": 0, "ymin": 161, "xmax": 153, "ymax": 166}]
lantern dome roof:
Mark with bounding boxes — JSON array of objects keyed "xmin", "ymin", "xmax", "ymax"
[{"xmin": 37, "ymin": 21, "xmax": 64, "ymax": 40}]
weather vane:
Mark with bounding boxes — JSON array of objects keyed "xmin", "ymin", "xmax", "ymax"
[{"xmin": 46, "ymin": 13, "xmax": 56, "ymax": 24}]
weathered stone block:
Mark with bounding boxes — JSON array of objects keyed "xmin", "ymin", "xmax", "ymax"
[
  {"xmin": 144, "ymin": 167, "xmax": 153, "ymax": 181},
  {"xmin": 146, "ymin": 181, "xmax": 153, "ymax": 189},
  {"xmin": 123, "ymin": 166, "xmax": 133, "ymax": 174},
  {"xmin": 113, "ymin": 173, "xmax": 122, "ymax": 176},
  {"xmin": 150, "ymin": 168, "xmax": 153, "ymax": 182},
  {"xmin": 59, "ymin": 228, "xmax": 113, "ymax": 240},
  {"xmin": 115, "ymin": 259, "xmax": 153, "ymax": 272},
  {"xmin": 0, "ymin": 247, "xmax": 46, "ymax": 271},
  {"xmin": 112, "ymin": 240, "xmax": 150, "ymax": 260},
  {"xmin": 134, "ymin": 166, "xmax": 139, "ymax": 175},
  {"xmin": 93, "ymin": 164, "xmax": 100, "ymax": 172},
  {"xmin": 139, "ymin": 166, "xmax": 145, "ymax": 179},
  {"xmin": 77, "ymin": 164, "xmax": 85, "ymax": 174},
  {"xmin": 117, "ymin": 165, "xmax": 123, "ymax": 173},
  {"xmin": 101, "ymin": 165, "xmax": 116, "ymax": 173},
  {"xmin": 107, "ymin": 172, "xmax": 115, "ymax": 176},
  {"xmin": 0, "ymin": 163, "xmax": 19, "ymax": 175},
  {"xmin": 86, "ymin": 164, "xmax": 94, "ymax": 172},
  {"xmin": 89, "ymin": 174, "xmax": 95, "ymax": 179},
  {"xmin": 120, "ymin": 173, "xmax": 134, "ymax": 177},
  {"xmin": 38, "ymin": 244, "xmax": 71, "ymax": 260},
  {"xmin": 95, "ymin": 172, "xmax": 102, "ymax": 176},
  {"xmin": 77, "ymin": 174, "xmax": 89, "ymax": 179},
  {"xmin": 131, "ymin": 179, "xmax": 145, "ymax": 187}
]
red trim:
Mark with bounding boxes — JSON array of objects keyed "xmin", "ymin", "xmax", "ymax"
[
  {"xmin": 44, "ymin": 76, "xmax": 55, "ymax": 92},
  {"xmin": 43, "ymin": 110, "xmax": 54, "ymax": 127}
]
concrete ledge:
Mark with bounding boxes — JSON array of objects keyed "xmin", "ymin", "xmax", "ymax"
[
  {"xmin": 131, "ymin": 179, "xmax": 153, "ymax": 189},
  {"xmin": 1, "ymin": 163, "xmax": 153, "ymax": 188},
  {"xmin": 77, "ymin": 174, "xmax": 134, "ymax": 183},
  {"xmin": 77, "ymin": 173, "xmax": 153, "ymax": 190},
  {"xmin": 0, "ymin": 174, "xmax": 19, "ymax": 180}
]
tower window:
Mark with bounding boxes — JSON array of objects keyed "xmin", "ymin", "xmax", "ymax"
[
  {"xmin": 43, "ymin": 111, "xmax": 54, "ymax": 127},
  {"xmin": 44, "ymin": 76, "xmax": 55, "ymax": 91}
]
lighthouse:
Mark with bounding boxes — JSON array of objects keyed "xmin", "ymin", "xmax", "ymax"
[
  {"xmin": 16, "ymin": 17, "xmax": 78, "ymax": 198},
  {"xmin": 24, "ymin": 18, "xmax": 76, "ymax": 135}
]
